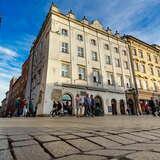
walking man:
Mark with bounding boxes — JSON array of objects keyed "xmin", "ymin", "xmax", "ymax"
[
  {"xmin": 90, "ymin": 95, "xmax": 95, "ymax": 117},
  {"xmin": 84, "ymin": 93, "xmax": 91, "ymax": 117},
  {"xmin": 148, "ymin": 97, "xmax": 156, "ymax": 116}
]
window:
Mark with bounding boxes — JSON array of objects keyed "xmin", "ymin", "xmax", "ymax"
[
  {"xmin": 134, "ymin": 62, "xmax": 139, "ymax": 71},
  {"xmin": 115, "ymin": 58, "xmax": 120, "ymax": 67},
  {"xmin": 61, "ymin": 42, "xmax": 68, "ymax": 53},
  {"xmin": 78, "ymin": 66, "xmax": 86, "ymax": 80},
  {"xmin": 62, "ymin": 29, "xmax": 68, "ymax": 36},
  {"xmin": 117, "ymin": 74, "xmax": 123, "ymax": 87},
  {"xmin": 124, "ymin": 61, "xmax": 129, "ymax": 69},
  {"xmin": 77, "ymin": 34, "xmax": 83, "ymax": 41},
  {"xmin": 106, "ymin": 55, "xmax": 112, "ymax": 64},
  {"xmin": 104, "ymin": 44, "xmax": 109, "ymax": 50},
  {"xmin": 114, "ymin": 47, "xmax": 119, "ymax": 53},
  {"xmin": 92, "ymin": 51, "xmax": 98, "ymax": 61},
  {"xmin": 136, "ymin": 78, "xmax": 142, "ymax": 89},
  {"xmin": 122, "ymin": 50, "xmax": 127, "ymax": 56},
  {"xmin": 107, "ymin": 72, "xmax": 114, "ymax": 85},
  {"xmin": 139, "ymin": 50, "xmax": 143, "ymax": 58},
  {"xmin": 153, "ymin": 82, "xmax": 157, "ymax": 91},
  {"xmin": 125, "ymin": 76, "xmax": 131, "ymax": 88},
  {"xmin": 150, "ymin": 67, "xmax": 154, "ymax": 75},
  {"xmin": 93, "ymin": 69, "xmax": 100, "ymax": 83},
  {"xmin": 132, "ymin": 48, "xmax": 137, "ymax": 56},
  {"xmin": 91, "ymin": 39, "xmax": 96, "ymax": 46},
  {"xmin": 157, "ymin": 69, "xmax": 160, "ymax": 77},
  {"xmin": 154, "ymin": 56, "xmax": 158, "ymax": 63},
  {"xmin": 147, "ymin": 54, "xmax": 151, "ymax": 61},
  {"xmin": 78, "ymin": 47, "xmax": 84, "ymax": 57},
  {"xmin": 143, "ymin": 80, "xmax": 148, "ymax": 90},
  {"xmin": 141, "ymin": 64, "xmax": 146, "ymax": 73},
  {"xmin": 61, "ymin": 64, "xmax": 70, "ymax": 77}
]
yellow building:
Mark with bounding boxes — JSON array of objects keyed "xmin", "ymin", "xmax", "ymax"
[{"xmin": 126, "ymin": 36, "xmax": 160, "ymax": 112}]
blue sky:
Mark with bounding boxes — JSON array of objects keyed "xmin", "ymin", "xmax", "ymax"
[{"xmin": 0, "ymin": 0, "xmax": 160, "ymax": 103}]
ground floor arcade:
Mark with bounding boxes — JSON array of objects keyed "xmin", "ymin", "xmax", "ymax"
[{"xmin": 37, "ymin": 85, "xmax": 136, "ymax": 116}]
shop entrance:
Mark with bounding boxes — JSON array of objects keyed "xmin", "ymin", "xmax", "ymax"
[
  {"xmin": 120, "ymin": 99, "xmax": 125, "ymax": 115},
  {"xmin": 111, "ymin": 99, "xmax": 117, "ymax": 115},
  {"xmin": 94, "ymin": 96, "xmax": 104, "ymax": 116}
]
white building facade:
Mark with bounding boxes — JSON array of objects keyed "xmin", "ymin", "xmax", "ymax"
[{"xmin": 27, "ymin": 5, "xmax": 135, "ymax": 115}]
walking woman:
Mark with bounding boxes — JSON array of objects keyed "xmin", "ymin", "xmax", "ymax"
[{"xmin": 75, "ymin": 94, "xmax": 81, "ymax": 117}]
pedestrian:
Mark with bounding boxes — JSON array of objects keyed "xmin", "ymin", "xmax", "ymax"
[
  {"xmin": 50, "ymin": 101, "xmax": 58, "ymax": 117},
  {"xmin": 57, "ymin": 101, "xmax": 62, "ymax": 116},
  {"xmin": 84, "ymin": 93, "xmax": 91, "ymax": 117},
  {"xmin": 22, "ymin": 99, "xmax": 28, "ymax": 117},
  {"xmin": 19, "ymin": 98, "xmax": 26, "ymax": 116},
  {"xmin": 75, "ymin": 94, "xmax": 81, "ymax": 117},
  {"xmin": 15, "ymin": 97, "xmax": 20, "ymax": 117},
  {"xmin": 28, "ymin": 100, "xmax": 34, "ymax": 117},
  {"xmin": 144, "ymin": 101, "xmax": 149, "ymax": 114},
  {"xmin": 137, "ymin": 101, "xmax": 142, "ymax": 116},
  {"xmin": 90, "ymin": 95, "xmax": 95, "ymax": 117},
  {"xmin": 148, "ymin": 97, "xmax": 156, "ymax": 116}
]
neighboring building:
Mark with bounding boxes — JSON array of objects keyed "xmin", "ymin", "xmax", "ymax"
[
  {"xmin": 1, "ymin": 98, "xmax": 7, "ymax": 117},
  {"xmin": 27, "ymin": 4, "xmax": 135, "ymax": 116},
  {"xmin": 126, "ymin": 35, "xmax": 160, "ymax": 112},
  {"xmin": 7, "ymin": 59, "xmax": 29, "ymax": 114}
]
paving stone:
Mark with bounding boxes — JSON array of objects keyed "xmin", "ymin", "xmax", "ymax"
[
  {"xmin": 94, "ymin": 132, "xmax": 110, "ymax": 136},
  {"xmin": 131, "ymin": 132, "xmax": 159, "ymax": 140},
  {"xmin": 119, "ymin": 133, "xmax": 150, "ymax": 142},
  {"xmin": 103, "ymin": 130, "xmax": 119, "ymax": 134},
  {"xmin": 12, "ymin": 139, "xmax": 38, "ymax": 147},
  {"xmin": 104, "ymin": 135, "xmax": 135, "ymax": 145},
  {"xmin": 126, "ymin": 151, "xmax": 160, "ymax": 160},
  {"xmin": 10, "ymin": 135, "xmax": 32, "ymax": 141},
  {"xmin": 34, "ymin": 135, "xmax": 60, "ymax": 142},
  {"xmin": 0, "ymin": 150, "xmax": 13, "ymax": 160},
  {"xmin": 143, "ymin": 131, "xmax": 160, "ymax": 138},
  {"xmin": 0, "ymin": 135, "xmax": 7, "ymax": 139},
  {"xmin": 59, "ymin": 134, "xmax": 80, "ymax": 140},
  {"xmin": 30, "ymin": 132, "xmax": 47, "ymax": 136},
  {"xmin": 14, "ymin": 145, "xmax": 51, "ymax": 160},
  {"xmin": 86, "ymin": 149, "xmax": 134, "ymax": 157},
  {"xmin": 50, "ymin": 131, "xmax": 68, "ymax": 136},
  {"xmin": 72, "ymin": 132, "xmax": 95, "ymax": 137},
  {"xmin": 110, "ymin": 143, "xmax": 160, "ymax": 152},
  {"xmin": 57, "ymin": 154, "xmax": 107, "ymax": 160},
  {"xmin": 0, "ymin": 139, "xmax": 9, "ymax": 150},
  {"xmin": 87, "ymin": 137, "xmax": 121, "ymax": 148},
  {"xmin": 67, "ymin": 139, "xmax": 102, "ymax": 151},
  {"xmin": 44, "ymin": 141, "xmax": 79, "ymax": 158}
]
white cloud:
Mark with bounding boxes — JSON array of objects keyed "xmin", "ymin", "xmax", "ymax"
[{"xmin": 0, "ymin": 46, "xmax": 18, "ymax": 57}]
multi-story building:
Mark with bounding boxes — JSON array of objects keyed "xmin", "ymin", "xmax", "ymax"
[
  {"xmin": 27, "ymin": 4, "xmax": 135, "ymax": 116},
  {"xmin": 7, "ymin": 59, "xmax": 29, "ymax": 114},
  {"xmin": 126, "ymin": 35, "xmax": 160, "ymax": 112}
]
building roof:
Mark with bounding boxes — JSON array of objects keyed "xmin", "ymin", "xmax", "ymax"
[{"xmin": 125, "ymin": 35, "xmax": 160, "ymax": 52}]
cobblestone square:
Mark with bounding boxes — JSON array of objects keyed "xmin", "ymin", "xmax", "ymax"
[{"xmin": 1, "ymin": 116, "xmax": 160, "ymax": 159}]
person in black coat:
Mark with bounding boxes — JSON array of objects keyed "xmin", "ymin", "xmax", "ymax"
[{"xmin": 148, "ymin": 97, "xmax": 156, "ymax": 116}]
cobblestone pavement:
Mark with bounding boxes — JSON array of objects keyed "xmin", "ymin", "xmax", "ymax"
[{"xmin": 1, "ymin": 116, "xmax": 160, "ymax": 160}]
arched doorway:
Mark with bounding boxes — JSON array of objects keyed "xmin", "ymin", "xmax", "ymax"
[
  {"xmin": 94, "ymin": 96, "xmax": 104, "ymax": 116},
  {"xmin": 111, "ymin": 99, "xmax": 117, "ymax": 115},
  {"xmin": 127, "ymin": 98, "xmax": 134, "ymax": 115},
  {"xmin": 62, "ymin": 93, "xmax": 72, "ymax": 115},
  {"xmin": 120, "ymin": 100, "xmax": 125, "ymax": 115}
]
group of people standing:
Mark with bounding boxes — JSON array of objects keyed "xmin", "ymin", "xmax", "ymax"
[
  {"xmin": 7, "ymin": 97, "xmax": 37, "ymax": 117},
  {"xmin": 51, "ymin": 93, "xmax": 103, "ymax": 117},
  {"xmin": 140, "ymin": 98, "xmax": 160, "ymax": 116}
]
